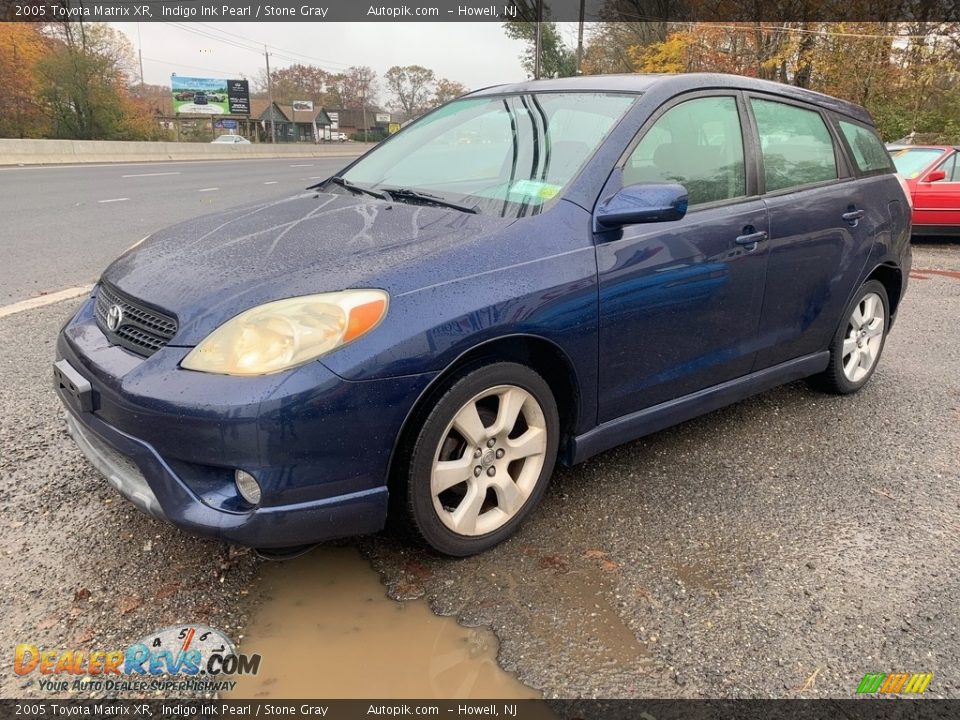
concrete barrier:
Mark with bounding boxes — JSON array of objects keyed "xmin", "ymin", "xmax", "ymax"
[{"xmin": 0, "ymin": 138, "xmax": 371, "ymax": 166}]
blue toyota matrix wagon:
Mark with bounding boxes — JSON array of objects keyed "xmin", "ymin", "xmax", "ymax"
[{"xmin": 55, "ymin": 74, "xmax": 911, "ymax": 556}]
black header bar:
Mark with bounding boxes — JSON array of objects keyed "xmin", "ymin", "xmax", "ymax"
[
  {"xmin": 4, "ymin": 699, "xmax": 960, "ymax": 720},
  {"xmin": 4, "ymin": 0, "xmax": 960, "ymax": 22}
]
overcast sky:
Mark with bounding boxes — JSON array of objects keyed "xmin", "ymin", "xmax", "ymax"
[{"xmin": 111, "ymin": 23, "xmax": 533, "ymax": 100}]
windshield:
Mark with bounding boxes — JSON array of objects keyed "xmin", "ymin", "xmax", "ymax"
[
  {"xmin": 339, "ymin": 92, "xmax": 637, "ymax": 217},
  {"xmin": 890, "ymin": 147, "xmax": 947, "ymax": 178}
]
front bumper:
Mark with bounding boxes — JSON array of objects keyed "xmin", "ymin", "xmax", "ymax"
[{"xmin": 56, "ymin": 295, "xmax": 434, "ymax": 548}]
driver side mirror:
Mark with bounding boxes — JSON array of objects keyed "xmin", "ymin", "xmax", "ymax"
[
  {"xmin": 596, "ymin": 183, "xmax": 689, "ymax": 228},
  {"xmin": 922, "ymin": 169, "xmax": 947, "ymax": 183}
]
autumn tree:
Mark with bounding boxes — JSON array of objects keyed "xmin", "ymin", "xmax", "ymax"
[
  {"xmin": 583, "ymin": 22, "xmax": 668, "ymax": 74},
  {"xmin": 334, "ymin": 66, "xmax": 378, "ymax": 109},
  {"xmin": 384, "ymin": 65, "xmax": 436, "ymax": 118},
  {"xmin": 0, "ymin": 23, "xmax": 49, "ymax": 138},
  {"xmin": 36, "ymin": 23, "xmax": 156, "ymax": 140},
  {"xmin": 433, "ymin": 78, "xmax": 469, "ymax": 105}
]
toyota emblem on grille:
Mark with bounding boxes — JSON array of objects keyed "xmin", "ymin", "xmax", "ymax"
[{"xmin": 106, "ymin": 304, "xmax": 124, "ymax": 332}]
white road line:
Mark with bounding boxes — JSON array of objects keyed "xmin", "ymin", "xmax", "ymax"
[
  {"xmin": 263, "ymin": 181, "xmax": 278, "ymax": 185},
  {"xmin": 308, "ymin": 176, "xmax": 325, "ymax": 179},
  {"xmin": 98, "ymin": 197, "xmax": 129, "ymax": 204},
  {"xmin": 0, "ymin": 285, "xmax": 94, "ymax": 320},
  {"xmin": 198, "ymin": 187, "xmax": 219, "ymax": 192},
  {"xmin": 289, "ymin": 163, "xmax": 313, "ymax": 167},
  {"xmin": 121, "ymin": 171, "xmax": 181, "ymax": 178}
]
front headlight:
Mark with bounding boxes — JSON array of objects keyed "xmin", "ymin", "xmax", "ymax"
[{"xmin": 181, "ymin": 289, "xmax": 388, "ymax": 376}]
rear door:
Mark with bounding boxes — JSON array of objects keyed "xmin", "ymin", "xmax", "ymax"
[
  {"xmin": 596, "ymin": 93, "xmax": 769, "ymax": 421},
  {"xmin": 746, "ymin": 95, "xmax": 874, "ymax": 370}
]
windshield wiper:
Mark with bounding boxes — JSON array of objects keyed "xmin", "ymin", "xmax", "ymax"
[
  {"xmin": 319, "ymin": 176, "xmax": 388, "ymax": 200},
  {"xmin": 379, "ymin": 187, "xmax": 479, "ymax": 214}
]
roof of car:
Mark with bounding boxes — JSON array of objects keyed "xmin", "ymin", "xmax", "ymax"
[{"xmin": 467, "ymin": 73, "xmax": 874, "ymax": 125}]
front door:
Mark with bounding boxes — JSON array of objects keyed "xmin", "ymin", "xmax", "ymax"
[
  {"xmin": 912, "ymin": 149, "xmax": 960, "ymax": 229},
  {"xmin": 596, "ymin": 94, "xmax": 769, "ymax": 422}
]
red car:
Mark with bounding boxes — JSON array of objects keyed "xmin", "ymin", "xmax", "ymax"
[{"xmin": 889, "ymin": 145, "xmax": 960, "ymax": 236}]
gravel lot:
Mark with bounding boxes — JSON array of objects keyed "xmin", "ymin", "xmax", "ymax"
[{"xmin": 1, "ymin": 243, "xmax": 957, "ymax": 699}]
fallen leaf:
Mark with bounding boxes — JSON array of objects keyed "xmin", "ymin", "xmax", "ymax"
[
  {"xmin": 154, "ymin": 582, "xmax": 181, "ymax": 600},
  {"xmin": 73, "ymin": 588, "xmax": 91, "ymax": 602},
  {"xmin": 117, "ymin": 596, "xmax": 141, "ymax": 615},
  {"xmin": 538, "ymin": 554, "xmax": 569, "ymax": 573},
  {"xmin": 37, "ymin": 615, "xmax": 59, "ymax": 630}
]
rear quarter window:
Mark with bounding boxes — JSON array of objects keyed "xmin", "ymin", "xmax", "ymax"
[{"xmin": 838, "ymin": 120, "xmax": 895, "ymax": 174}]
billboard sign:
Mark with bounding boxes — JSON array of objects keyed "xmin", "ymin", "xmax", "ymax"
[
  {"xmin": 171, "ymin": 76, "xmax": 229, "ymax": 115},
  {"xmin": 375, "ymin": 112, "xmax": 390, "ymax": 123},
  {"xmin": 227, "ymin": 80, "xmax": 250, "ymax": 115},
  {"xmin": 328, "ymin": 111, "xmax": 339, "ymax": 130},
  {"xmin": 292, "ymin": 100, "xmax": 314, "ymax": 112},
  {"xmin": 214, "ymin": 119, "xmax": 238, "ymax": 129}
]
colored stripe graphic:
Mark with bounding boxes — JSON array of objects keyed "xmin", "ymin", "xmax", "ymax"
[{"xmin": 857, "ymin": 672, "xmax": 932, "ymax": 694}]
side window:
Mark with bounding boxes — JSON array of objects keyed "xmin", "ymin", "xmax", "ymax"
[
  {"xmin": 936, "ymin": 152, "xmax": 958, "ymax": 181},
  {"xmin": 624, "ymin": 96, "xmax": 746, "ymax": 206},
  {"xmin": 838, "ymin": 119, "xmax": 895, "ymax": 174},
  {"xmin": 751, "ymin": 98, "xmax": 838, "ymax": 192}
]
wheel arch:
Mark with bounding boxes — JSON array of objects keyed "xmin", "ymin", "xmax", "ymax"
[
  {"xmin": 865, "ymin": 262, "xmax": 904, "ymax": 318},
  {"xmin": 385, "ymin": 334, "xmax": 583, "ymax": 498}
]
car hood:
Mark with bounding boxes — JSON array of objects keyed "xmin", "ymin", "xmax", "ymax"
[{"xmin": 103, "ymin": 191, "xmax": 515, "ymax": 345}]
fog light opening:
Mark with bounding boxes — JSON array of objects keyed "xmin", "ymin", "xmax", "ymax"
[{"xmin": 235, "ymin": 469, "xmax": 262, "ymax": 505}]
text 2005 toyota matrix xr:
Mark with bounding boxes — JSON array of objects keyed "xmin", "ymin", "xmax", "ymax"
[{"xmin": 54, "ymin": 74, "xmax": 911, "ymax": 557}]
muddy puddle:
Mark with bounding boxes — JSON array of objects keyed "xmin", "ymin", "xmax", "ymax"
[{"xmin": 227, "ymin": 546, "xmax": 541, "ymax": 699}]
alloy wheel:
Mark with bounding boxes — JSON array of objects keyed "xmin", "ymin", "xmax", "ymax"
[
  {"xmin": 430, "ymin": 385, "xmax": 548, "ymax": 536},
  {"xmin": 842, "ymin": 291, "xmax": 885, "ymax": 383}
]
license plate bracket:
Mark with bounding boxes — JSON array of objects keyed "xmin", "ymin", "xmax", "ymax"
[{"xmin": 54, "ymin": 359, "xmax": 94, "ymax": 413}]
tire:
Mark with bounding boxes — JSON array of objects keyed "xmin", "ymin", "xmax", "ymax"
[
  {"xmin": 810, "ymin": 279, "xmax": 890, "ymax": 395},
  {"xmin": 394, "ymin": 362, "xmax": 560, "ymax": 556}
]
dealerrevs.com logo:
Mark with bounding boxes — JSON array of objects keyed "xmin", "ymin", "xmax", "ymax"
[{"xmin": 14, "ymin": 625, "xmax": 261, "ymax": 694}]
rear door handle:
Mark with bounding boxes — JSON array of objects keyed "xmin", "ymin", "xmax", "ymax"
[
  {"xmin": 735, "ymin": 230, "xmax": 768, "ymax": 247},
  {"xmin": 842, "ymin": 209, "xmax": 865, "ymax": 225}
]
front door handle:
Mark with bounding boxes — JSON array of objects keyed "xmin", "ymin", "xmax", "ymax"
[
  {"xmin": 842, "ymin": 209, "xmax": 865, "ymax": 225},
  {"xmin": 735, "ymin": 229, "xmax": 768, "ymax": 248}
]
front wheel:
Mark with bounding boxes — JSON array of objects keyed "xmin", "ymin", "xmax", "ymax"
[
  {"xmin": 811, "ymin": 279, "xmax": 890, "ymax": 395},
  {"xmin": 397, "ymin": 362, "xmax": 560, "ymax": 556}
]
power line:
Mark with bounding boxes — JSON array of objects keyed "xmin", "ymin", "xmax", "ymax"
[
  {"xmin": 194, "ymin": 22, "xmax": 354, "ymax": 69},
  {"xmin": 162, "ymin": 22, "xmax": 353, "ymax": 75},
  {"xmin": 141, "ymin": 55, "xmax": 238, "ymax": 77}
]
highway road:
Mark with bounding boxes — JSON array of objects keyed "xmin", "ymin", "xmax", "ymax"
[{"xmin": 0, "ymin": 156, "xmax": 355, "ymax": 304}]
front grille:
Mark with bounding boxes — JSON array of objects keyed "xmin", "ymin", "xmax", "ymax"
[{"xmin": 94, "ymin": 282, "xmax": 177, "ymax": 356}]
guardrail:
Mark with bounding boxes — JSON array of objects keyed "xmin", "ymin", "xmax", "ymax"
[{"xmin": 0, "ymin": 139, "xmax": 370, "ymax": 166}]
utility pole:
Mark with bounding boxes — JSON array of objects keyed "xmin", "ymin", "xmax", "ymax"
[
  {"xmin": 533, "ymin": 0, "xmax": 543, "ymax": 80},
  {"xmin": 575, "ymin": 0, "xmax": 585, "ymax": 75},
  {"xmin": 361, "ymin": 89, "xmax": 368, "ymax": 143},
  {"xmin": 264, "ymin": 45, "xmax": 276, "ymax": 143},
  {"xmin": 137, "ymin": 23, "xmax": 145, "ymax": 88},
  {"xmin": 13, "ymin": 41, "xmax": 23, "ymax": 138}
]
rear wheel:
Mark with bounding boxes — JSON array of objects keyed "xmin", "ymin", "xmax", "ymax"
[
  {"xmin": 397, "ymin": 362, "xmax": 559, "ymax": 556},
  {"xmin": 811, "ymin": 279, "xmax": 889, "ymax": 394}
]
